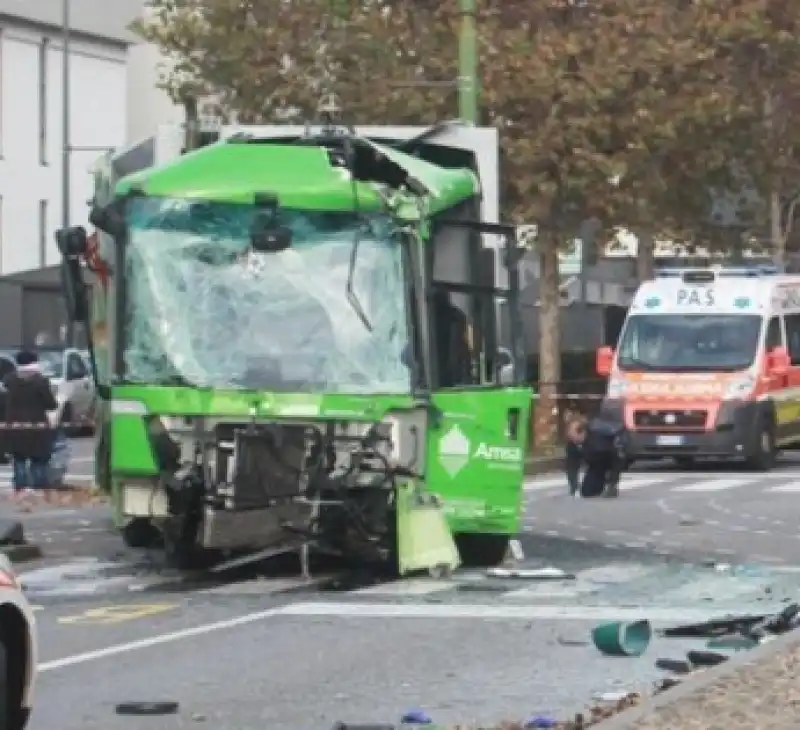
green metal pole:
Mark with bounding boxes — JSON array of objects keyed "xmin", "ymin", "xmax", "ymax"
[{"xmin": 458, "ymin": 0, "xmax": 478, "ymax": 123}]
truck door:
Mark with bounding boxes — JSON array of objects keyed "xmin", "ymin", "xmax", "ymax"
[{"xmin": 425, "ymin": 221, "xmax": 531, "ymax": 539}]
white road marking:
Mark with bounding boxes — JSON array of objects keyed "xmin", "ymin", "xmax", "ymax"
[
  {"xmin": 38, "ymin": 605, "xmax": 287, "ymax": 672},
  {"xmin": 764, "ymin": 483, "xmax": 800, "ymax": 493},
  {"xmin": 671, "ymin": 478, "xmax": 750, "ymax": 492},
  {"xmin": 279, "ymin": 601, "xmax": 739, "ymax": 623}
]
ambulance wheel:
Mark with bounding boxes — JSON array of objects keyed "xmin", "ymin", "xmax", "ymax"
[
  {"xmin": 455, "ymin": 534, "xmax": 509, "ymax": 567},
  {"xmin": 746, "ymin": 419, "xmax": 776, "ymax": 472}
]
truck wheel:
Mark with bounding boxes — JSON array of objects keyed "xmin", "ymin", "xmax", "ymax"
[
  {"xmin": 675, "ymin": 457, "xmax": 695, "ymax": 469},
  {"xmin": 121, "ymin": 518, "xmax": 162, "ymax": 549},
  {"xmin": 745, "ymin": 418, "xmax": 776, "ymax": 472},
  {"xmin": 455, "ymin": 534, "xmax": 510, "ymax": 567}
]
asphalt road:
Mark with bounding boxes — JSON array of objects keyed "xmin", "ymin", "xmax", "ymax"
[
  {"xmin": 11, "ymin": 447, "xmax": 800, "ymax": 729},
  {"xmin": 525, "ymin": 451, "xmax": 800, "ymax": 565}
]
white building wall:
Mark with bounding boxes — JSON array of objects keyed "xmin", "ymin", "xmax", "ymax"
[
  {"xmin": 126, "ymin": 41, "xmax": 183, "ymax": 145},
  {"xmin": 0, "ymin": 22, "xmax": 127, "ymax": 275}
]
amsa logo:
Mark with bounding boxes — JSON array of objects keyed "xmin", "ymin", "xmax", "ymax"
[
  {"xmin": 438, "ymin": 425, "xmax": 524, "ymax": 477},
  {"xmin": 473, "ymin": 443, "xmax": 524, "ymax": 462}
]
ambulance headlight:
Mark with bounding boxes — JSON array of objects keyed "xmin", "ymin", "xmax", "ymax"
[
  {"xmin": 607, "ymin": 377, "xmax": 628, "ymax": 398},
  {"xmin": 723, "ymin": 375, "xmax": 756, "ymax": 400}
]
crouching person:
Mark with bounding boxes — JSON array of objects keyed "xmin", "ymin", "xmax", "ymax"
[
  {"xmin": 580, "ymin": 415, "xmax": 628, "ymax": 498},
  {"xmin": 564, "ymin": 412, "xmax": 587, "ymax": 498},
  {"xmin": 3, "ymin": 351, "xmax": 58, "ymax": 507}
]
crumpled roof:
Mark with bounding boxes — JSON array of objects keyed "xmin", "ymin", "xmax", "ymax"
[{"xmin": 115, "ymin": 138, "xmax": 480, "ymax": 221}]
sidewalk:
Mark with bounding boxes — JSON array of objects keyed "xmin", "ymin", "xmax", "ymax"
[{"xmin": 594, "ymin": 627, "xmax": 800, "ymax": 729}]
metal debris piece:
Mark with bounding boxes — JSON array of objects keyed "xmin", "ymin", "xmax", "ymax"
[
  {"xmin": 486, "ymin": 566, "xmax": 575, "ymax": 580},
  {"xmin": 655, "ymin": 658, "xmax": 694, "ymax": 674},
  {"xmin": 661, "ymin": 614, "xmax": 765, "ymax": 638},
  {"xmin": 687, "ymin": 650, "xmax": 728, "ymax": 667},
  {"xmin": 115, "ymin": 701, "xmax": 179, "ymax": 716},
  {"xmin": 508, "ymin": 539, "xmax": 524, "ymax": 562}
]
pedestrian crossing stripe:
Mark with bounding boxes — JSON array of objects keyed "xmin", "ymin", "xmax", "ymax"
[
  {"xmin": 672, "ymin": 478, "xmax": 752, "ymax": 492},
  {"xmin": 524, "ymin": 470, "xmax": 800, "ymax": 495},
  {"xmin": 765, "ymin": 483, "xmax": 800, "ymax": 492}
]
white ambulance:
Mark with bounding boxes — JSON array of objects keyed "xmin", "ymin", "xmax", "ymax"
[{"xmin": 596, "ymin": 266, "xmax": 800, "ymax": 470}]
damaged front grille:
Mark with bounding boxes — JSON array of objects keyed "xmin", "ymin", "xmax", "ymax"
[{"xmin": 633, "ymin": 409, "xmax": 708, "ymax": 430}]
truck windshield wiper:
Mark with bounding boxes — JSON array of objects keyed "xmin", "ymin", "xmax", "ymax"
[{"xmin": 345, "ymin": 228, "xmax": 373, "ymax": 332}]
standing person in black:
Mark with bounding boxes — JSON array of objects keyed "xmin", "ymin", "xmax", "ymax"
[{"xmin": 4, "ymin": 351, "xmax": 57, "ymax": 506}]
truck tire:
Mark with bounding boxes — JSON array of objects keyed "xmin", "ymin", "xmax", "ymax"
[
  {"xmin": 675, "ymin": 457, "xmax": 695, "ymax": 469},
  {"xmin": 60, "ymin": 403, "xmax": 76, "ymax": 438},
  {"xmin": 121, "ymin": 518, "xmax": 161, "ymax": 549},
  {"xmin": 745, "ymin": 416, "xmax": 776, "ymax": 472},
  {"xmin": 455, "ymin": 533, "xmax": 510, "ymax": 568}
]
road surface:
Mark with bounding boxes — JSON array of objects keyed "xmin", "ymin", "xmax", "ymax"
[
  {"xmin": 13, "ymin": 452, "xmax": 800, "ymax": 729},
  {"xmin": 525, "ymin": 453, "xmax": 800, "ymax": 565}
]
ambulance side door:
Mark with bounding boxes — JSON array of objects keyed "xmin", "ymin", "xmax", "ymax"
[{"xmin": 782, "ymin": 312, "xmax": 800, "ymax": 446}]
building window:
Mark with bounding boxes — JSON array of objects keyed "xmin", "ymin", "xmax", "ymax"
[
  {"xmin": 39, "ymin": 38, "xmax": 49, "ymax": 165},
  {"xmin": 39, "ymin": 200, "xmax": 48, "ymax": 267}
]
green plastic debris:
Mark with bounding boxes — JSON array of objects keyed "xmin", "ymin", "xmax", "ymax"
[
  {"xmin": 707, "ymin": 635, "xmax": 759, "ymax": 651},
  {"xmin": 592, "ymin": 619, "xmax": 652, "ymax": 657}
]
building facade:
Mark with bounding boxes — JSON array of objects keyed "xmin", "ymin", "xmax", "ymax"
[{"xmin": 0, "ymin": 0, "xmax": 144, "ymax": 276}]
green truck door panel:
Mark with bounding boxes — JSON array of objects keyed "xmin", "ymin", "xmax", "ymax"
[{"xmin": 427, "ymin": 387, "xmax": 532, "ymax": 534}]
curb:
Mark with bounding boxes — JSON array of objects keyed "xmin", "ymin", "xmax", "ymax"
[
  {"xmin": 0, "ymin": 543, "xmax": 42, "ymax": 563},
  {"xmin": 592, "ymin": 627, "xmax": 800, "ymax": 729}
]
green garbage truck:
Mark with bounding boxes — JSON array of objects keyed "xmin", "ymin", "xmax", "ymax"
[{"xmin": 58, "ymin": 118, "xmax": 532, "ymax": 572}]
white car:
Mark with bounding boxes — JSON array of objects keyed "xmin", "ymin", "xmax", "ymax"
[
  {"xmin": 0, "ymin": 553, "xmax": 37, "ymax": 729},
  {"xmin": 37, "ymin": 349, "xmax": 95, "ymax": 435}
]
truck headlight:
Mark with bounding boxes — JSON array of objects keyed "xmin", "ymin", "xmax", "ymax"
[{"xmin": 723, "ymin": 375, "xmax": 756, "ymax": 401}]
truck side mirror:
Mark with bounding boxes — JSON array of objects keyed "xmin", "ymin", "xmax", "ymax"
[
  {"xmin": 768, "ymin": 346, "xmax": 790, "ymax": 375},
  {"xmin": 596, "ymin": 346, "xmax": 614, "ymax": 377},
  {"xmin": 60, "ymin": 259, "xmax": 88, "ymax": 322}
]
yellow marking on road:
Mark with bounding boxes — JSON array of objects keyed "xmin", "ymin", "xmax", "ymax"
[{"xmin": 58, "ymin": 603, "xmax": 178, "ymax": 626}]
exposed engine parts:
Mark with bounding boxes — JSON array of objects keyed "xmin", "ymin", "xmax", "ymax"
[{"xmin": 139, "ymin": 413, "xmax": 424, "ymax": 570}]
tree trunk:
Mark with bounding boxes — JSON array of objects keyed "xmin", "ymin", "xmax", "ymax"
[
  {"xmin": 533, "ymin": 237, "xmax": 561, "ymax": 451},
  {"xmin": 636, "ymin": 231, "xmax": 655, "ymax": 282},
  {"xmin": 770, "ymin": 190, "xmax": 785, "ymax": 268}
]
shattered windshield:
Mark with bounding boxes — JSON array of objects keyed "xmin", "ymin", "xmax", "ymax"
[
  {"xmin": 617, "ymin": 314, "xmax": 762, "ymax": 372},
  {"xmin": 123, "ymin": 198, "xmax": 411, "ymax": 394}
]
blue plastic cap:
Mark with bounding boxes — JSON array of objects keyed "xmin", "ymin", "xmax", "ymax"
[
  {"xmin": 524, "ymin": 716, "xmax": 557, "ymax": 728},
  {"xmin": 400, "ymin": 709, "xmax": 432, "ymax": 724}
]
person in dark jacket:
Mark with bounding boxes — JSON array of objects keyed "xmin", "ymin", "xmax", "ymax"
[
  {"xmin": 580, "ymin": 415, "xmax": 628, "ymax": 498},
  {"xmin": 3, "ymin": 350, "xmax": 57, "ymax": 503}
]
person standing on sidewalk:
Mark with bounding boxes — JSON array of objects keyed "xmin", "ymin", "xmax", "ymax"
[{"xmin": 3, "ymin": 350, "xmax": 57, "ymax": 507}]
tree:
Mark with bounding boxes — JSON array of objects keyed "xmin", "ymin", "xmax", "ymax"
[
  {"xmin": 697, "ymin": 0, "xmax": 800, "ymax": 265},
  {"xmin": 135, "ymin": 0, "xmax": 358, "ymax": 122}
]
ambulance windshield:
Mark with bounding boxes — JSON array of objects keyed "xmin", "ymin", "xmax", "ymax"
[{"xmin": 617, "ymin": 314, "xmax": 762, "ymax": 372}]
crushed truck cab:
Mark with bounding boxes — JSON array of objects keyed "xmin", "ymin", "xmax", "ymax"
[
  {"xmin": 597, "ymin": 266, "xmax": 798, "ymax": 470},
  {"xmin": 58, "ymin": 120, "xmax": 532, "ymax": 572}
]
